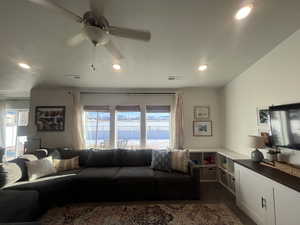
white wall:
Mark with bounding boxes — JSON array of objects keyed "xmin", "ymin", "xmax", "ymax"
[
  {"xmin": 28, "ymin": 88, "xmax": 74, "ymax": 148},
  {"xmin": 29, "ymin": 87, "xmax": 223, "ymax": 149},
  {"xmin": 223, "ymin": 29, "xmax": 300, "ymax": 166},
  {"xmin": 181, "ymin": 87, "xmax": 223, "ymax": 149}
]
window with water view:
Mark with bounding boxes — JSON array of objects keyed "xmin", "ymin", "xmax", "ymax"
[{"xmin": 84, "ymin": 105, "xmax": 171, "ymax": 149}]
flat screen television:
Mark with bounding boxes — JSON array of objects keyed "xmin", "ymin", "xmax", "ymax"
[{"xmin": 269, "ymin": 103, "xmax": 300, "ymax": 150}]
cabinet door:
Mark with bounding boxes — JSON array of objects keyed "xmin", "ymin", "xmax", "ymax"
[
  {"xmin": 235, "ymin": 164, "xmax": 275, "ymax": 225},
  {"xmin": 274, "ymin": 183, "xmax": 300, "ymax": 225}
]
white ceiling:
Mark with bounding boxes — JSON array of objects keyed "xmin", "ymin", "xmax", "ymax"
[{"xmin": 1, "ymin": 0, "xmax": 300, "ymax": 98}]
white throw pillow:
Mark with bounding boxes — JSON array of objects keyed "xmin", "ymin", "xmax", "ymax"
[
  {"xmin": 26, "ymin": 156, "xmax": 57, "ymax": 181},
  {"xmin": 170, "ymin": 149, "xmax": 190, "ymax": 173}
]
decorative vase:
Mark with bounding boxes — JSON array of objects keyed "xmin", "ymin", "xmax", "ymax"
[{"xmin": 251, "ymin": 149, "xmax": 264, "ymax": 162}]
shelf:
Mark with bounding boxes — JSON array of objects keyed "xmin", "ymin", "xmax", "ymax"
[
  {"xmin": 220, "ymin": 180, "xmax": 235, "ymax": 195},
  {"xmin": 219, "ymin": 166, "xmax": 234, "ymax": 176}
]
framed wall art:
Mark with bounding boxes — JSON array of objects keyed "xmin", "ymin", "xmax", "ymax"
[
  {"xmin": 193, "ymin": 120, "xmax": 212, "ymax": 137},
  {"xmin": 194, "ymin": 106, "xmax": 210, "ymax": 120},
  {"xmin": 35, "ymin": 106, "xmax": 66, "ymax": 132},
  {"xmin": 256, "ymin": 107, "xmax": 270, "ymax": 131}
]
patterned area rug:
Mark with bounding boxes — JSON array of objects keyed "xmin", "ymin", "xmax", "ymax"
[{"xmin": 41, "ymin": 202, "xmax": 243, "ymax": 225}]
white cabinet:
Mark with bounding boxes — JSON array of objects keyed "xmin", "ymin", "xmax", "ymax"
[
  {"xmin": 235, "ymin": 164, "xmax": 275, "ymax": 225},
  {"xmin": 273, "ymin": 183, "xmax": 300, "ymax": 225}
]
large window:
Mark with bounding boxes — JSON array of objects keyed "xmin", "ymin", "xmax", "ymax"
[
  {"xmin": 84, "ymin": 105, "xmax": 171, "ymax": 149},
  {"xmin": 5, "ymin": 110, "xmax": 29, "ymax": 160},
  {"xmin": 146, "ymin": 106, "xmax": 171, "ymax": 149},
  {"xmin": 116, "ymin": 106, "xmax": 141, "ymax": 149},
  {"xmin": 84, "ymin": 106, "xmax": 110, "ymax": 149}
]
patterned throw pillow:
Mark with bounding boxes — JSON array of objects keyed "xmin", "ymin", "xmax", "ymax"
[
  {"xmin": 53, "ymin": 157, "xmax": 80, "ymax": 172},
  {"xmin": 170, "ymin": 149, "xmax": 190, "ymax": 173},
  {"xmin": 150, "ymin": 150, "xmax": 171, "ymax": 172}
]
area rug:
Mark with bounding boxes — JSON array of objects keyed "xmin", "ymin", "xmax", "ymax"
[{"xmin": 41, "ymin": 202, "xmax": 243, "ymax": 225}]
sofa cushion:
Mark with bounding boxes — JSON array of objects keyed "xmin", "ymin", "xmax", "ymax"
[
  {"xmin": 26, "ymin": 157, "xmax": 56, "ymax": 181},
  {"xmin": 0, "ymin": 190, "xmax": 39, "ymax": 223},
  {"xmin": 117, "ymin": 150, "xmax": 152, "ymax": 166},
  {"xmin": 150, "ymin": 150, "xmax": 171, "ymax": 172},
  {"xmin": 154, "ymin": 170, "xmax": 192, "ymax": 182},
  {"xmin": 0, "ymin": 157, "xmax": 32, "ymax": 188},
  {"xmin": 53, "ymin": 157, "xmax": 80, "ymax": 172},
  {"xmin": 170, "ymin": 149, "xmax": 190, "ymax": 173},
  {"xmin": 114, "ymin": 167, "xmax": 155, "ymax": 181},
  {"xmin": 58, "ymin": 150, "xmax": 90, "ymax": 167},
  {"xmin": 86, "ymin": 150, "xmax": 117, "ymax": 167},
  {"xmin": 76, "ymin": 167, "xmax": 120, "ymax": 182}
]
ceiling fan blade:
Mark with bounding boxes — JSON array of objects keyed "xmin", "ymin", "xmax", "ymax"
[
  {"xmin": 104, "ymin": 40, "xmax": 124, "ymax": 60},
  {"xmin": 28, "ymin": 0, "xmax": 83, "ymax": 23},
  {"xmin": 67, "ymin": 33, "xmax": 86, "ymax": 47},
  {"xmin": 107, "ymin": 26, "xmax": 151, "ymax": 42}
]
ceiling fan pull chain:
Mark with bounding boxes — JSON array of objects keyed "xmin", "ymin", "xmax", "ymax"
[{"xmin": 90, "ymin": 45, "xmax": 96, "ymax": 72}]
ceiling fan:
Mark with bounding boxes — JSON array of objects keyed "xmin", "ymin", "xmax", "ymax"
[{"xmin": 28, "ymin": 0, "xmax": 151, "ymax": 60}]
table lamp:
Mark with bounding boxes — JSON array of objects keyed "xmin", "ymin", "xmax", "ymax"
[{"xmin": 249, "ymin": 135, "xmax": 265, "ymax": 162}]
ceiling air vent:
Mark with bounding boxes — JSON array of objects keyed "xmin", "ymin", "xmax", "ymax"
[
  {"xmin": 64, "ymin": 74, "xmax": 81, "ymax": 79},
  {"xmin": 168, "ymin": 75, "xmax": 182, "ymax": 81}
]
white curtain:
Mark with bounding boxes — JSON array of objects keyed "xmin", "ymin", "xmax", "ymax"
[
  {"xmin": 0, "ymin": 101, "xmax": 6, "ymax": 149},
  {"xmin": 173, "ymin": 93, "xmax": 184, "ymax": 149},
  {"xmin": 71, "ymin": 89, "xmax": 86, "ymax": 150}
]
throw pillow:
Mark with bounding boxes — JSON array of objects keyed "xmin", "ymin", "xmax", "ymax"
[
  {"xmin": 170, "ymin": 149, "xmax": 190, "ymax": 173},
  {"xmin": 26, "ymin": 157, "xmax": 56, "ymax": 181},
  {"xmin": 0, "ymin": 162, "xmax": 23, "ymax": 188},
  {"xmin": 150, "ymin": 150, "xmax": 171, "ymax": 172},
  {"xmin": 53, "ymin": 157, "xmax": 80, "ymax": 172},
  {"xmin": 50, "ymin": 150, "xmax": 61, "ymax": 160}
]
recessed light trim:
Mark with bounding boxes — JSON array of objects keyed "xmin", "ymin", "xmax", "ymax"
[
  {"xmin": 18, "ymin": 62, "xmax": 31, "ymax": 69},
  {"xmin": 198, "ymin": 64, "xmax": 208, "ymax": 72},
  {"xmin": 235, "ymin": 4, "xmax": 253, "ymax": 20},
  {"xmin": 112, "ymin": 64, "xmax": 121, "ymax": 71}
]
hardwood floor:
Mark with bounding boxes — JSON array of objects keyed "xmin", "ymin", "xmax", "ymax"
[{"xmin": 199, "ymin": 182, "xmax": 256, "ymax": 225}]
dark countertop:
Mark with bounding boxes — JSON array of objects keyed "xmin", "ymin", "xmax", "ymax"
[{"xmin": 234, "ymin": 160, "xmax": 300, "ymax": 193}]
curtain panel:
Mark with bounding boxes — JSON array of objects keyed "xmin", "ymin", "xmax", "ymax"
[
  {"xmin": 0, "ymin": 101, "xmax": 6, "ymax": 149},
  {"xmin": 172, "ymin": 93, "xmax": 184, "ymax": 149},
  {"xmin": 71, "ymin": 89, "xmax": 86, "ymax": 150}
]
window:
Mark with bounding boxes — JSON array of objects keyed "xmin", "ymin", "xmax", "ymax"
[
  {"xmin": 83, "ymin": 104, "xmax": 172, "ymax": 150},
  {"xmin": 84, "ymin": 106, "xmax": 110, "ymax": 149},
  {"xmin": 5, "ymin": 110, "xmax": 29, "ymax": 161},
  {"xmin": 116, "ymin": 106, "xmax": 141, "ymax": 149},
  {"xmin": 146, "ymin": 106, "xmax": 171, "ymax": 149}
]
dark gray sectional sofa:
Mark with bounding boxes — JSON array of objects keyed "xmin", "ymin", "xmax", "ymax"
[{"xmin": 0, "ymin": 149, "xmax": 200, "ymax": 224}]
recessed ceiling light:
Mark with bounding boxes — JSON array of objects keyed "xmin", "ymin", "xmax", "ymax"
[
  {"xmin": 235, "ymin": 4, "xmax": 253, "ymax": 20},
  {"xmin": 18, "ymin": 62, "xmax": 31, "ymax": 69},
  {"xmin": 112, "ymin": 64, "xmax": 121, "ymax": 71},
  {"xmin": 198, "ymin": 64, "xmax": 208, "ymax": 72}
]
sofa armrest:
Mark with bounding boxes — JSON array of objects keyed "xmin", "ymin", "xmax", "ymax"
[
  {"xmin": 188, "ymin": 160, "xmax": 201, "ymax": 199},
  {"xmin": 188, "ymin": 160, "xmax": 200, "ymax": 179}
]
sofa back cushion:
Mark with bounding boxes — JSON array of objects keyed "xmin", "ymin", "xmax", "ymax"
[
  {"xmin": 86, "ymin": 150, "xmax": 117, "ymax": 167},
  {"xmin": 117, "ymin": 149, "xmax": 152, "ymax": 167}
]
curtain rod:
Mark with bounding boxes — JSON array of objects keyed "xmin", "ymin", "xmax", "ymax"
[{"xmin": 80, "ymin": 92, "xmax": 176, "ymax": 95}]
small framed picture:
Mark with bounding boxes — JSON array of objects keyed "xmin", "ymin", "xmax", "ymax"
[
  {"xmin": 193, "ymin": 121, "xmax": 212, "ymax": 137},
  {"xmin": 194, "ymin": 106, "xmax": 210, "ymax": 120},
  {"xmin": 257, "ymin": 107, "xmax": 270, "ymax": 130}
]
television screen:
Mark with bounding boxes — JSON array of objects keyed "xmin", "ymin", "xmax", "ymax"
[{"xmin": 270, "ymin": 103, "xmax": 300, "ymax": 150}]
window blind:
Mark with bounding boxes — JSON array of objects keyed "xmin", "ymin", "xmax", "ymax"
[
  {"xmin": 146, "ymin": 105, "xmax": 171, "ymax": 113},
  {"xmin": 115, "ymin": 105, "xmax": 141, "ymax": 112},
  {"xmin": 83, "ymin": 105, "xmax": 110, "ymax": 112}
]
